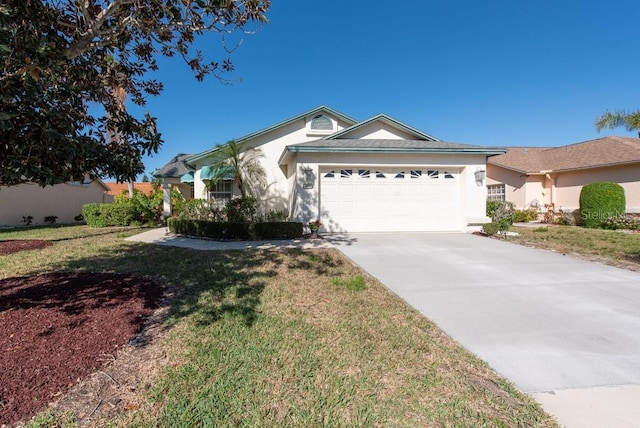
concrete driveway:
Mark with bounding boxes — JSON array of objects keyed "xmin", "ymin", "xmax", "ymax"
[{"xmin": 327, "ymin": 232, "xmax": 640, "ymax": 427}]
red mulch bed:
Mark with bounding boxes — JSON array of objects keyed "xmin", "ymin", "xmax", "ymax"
[
  {"xmin": 0, "ymin": 271, "xmax": 163, "ymax": 426},
  {"xmin": 0, "ymin": 240, "xmax": 52, "ymax": 256}
]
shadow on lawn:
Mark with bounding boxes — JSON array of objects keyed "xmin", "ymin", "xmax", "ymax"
[{"xmin": 44, "ymin": 242, "xmax": 285, "ymax": 328}]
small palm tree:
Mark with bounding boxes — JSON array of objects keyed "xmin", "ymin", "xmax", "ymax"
[{"xmin": 206, "ymin": 139, "xmax": 266, "ymax": 198}]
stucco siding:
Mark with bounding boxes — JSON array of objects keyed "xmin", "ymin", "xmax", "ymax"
[
  {"xmin": 0, "ymin": 182, "xmax": 107, "ymax": 226},
  {"xmin": 554, "ymin": 164, "xmax": 640, "ymax": 212},
  {"xmin": 486, "ymin": 164, "xmax": 528, "ymax": 208}
]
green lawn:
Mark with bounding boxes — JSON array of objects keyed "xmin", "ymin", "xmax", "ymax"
[
  {"xmin": 1, "ymin": 225, "xmax": 557, "ymax": 427},
  {"xmin": 510, "ymin": 225, "xmax": 640, "ymax": 271}
]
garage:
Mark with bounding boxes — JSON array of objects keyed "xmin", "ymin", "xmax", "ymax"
[{"xmin": 320, "ymin": 167, "xmax": 461, "ymax": 232}]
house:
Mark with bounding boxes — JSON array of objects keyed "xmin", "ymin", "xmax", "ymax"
[
  {"xmin": 486, "ymin": 136, "xmax": 640, "ymax": 213},
  {"xmin": 156, "ymin": 106, "xmax": 506, "ymax": 232},
  {"xmin": 0, "ymin": 180, "xmax": 110, "ymax": 226}
]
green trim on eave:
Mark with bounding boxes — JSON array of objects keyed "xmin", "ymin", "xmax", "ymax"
[
  {"xmin": 279, "ymin": 146, "xmax": 507, "ymax": 164},
  {"xmin": 186, "ymin": 106, "xmax": 358, "ymax": 163}
]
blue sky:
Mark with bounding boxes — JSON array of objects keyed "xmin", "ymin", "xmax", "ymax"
[{"xmin": 135, "ymin": 0, "xmax": 640, "ymax": 176}]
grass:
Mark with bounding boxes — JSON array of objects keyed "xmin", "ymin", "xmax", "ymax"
[
  {"xmin": 510, "ymin": 225, "xmax": 640, "ymax": 270},
  {"xmin": 0, "ymin": 225, "xmax": 558, "ymax": 427}
]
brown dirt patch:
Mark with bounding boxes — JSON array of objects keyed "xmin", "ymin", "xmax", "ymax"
[
  {"xmin": 0, "ymin": 272, "xmax": 164, "ymax": 426},
  {"xmin": 0, "ymin": 240, "xmax": 52, "ymax": 256}
]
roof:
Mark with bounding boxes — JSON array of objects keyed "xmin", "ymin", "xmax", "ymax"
[
  {"xmin": 488, "ymin": 136, "xmax": 640, "ymax": 174},
  {"xmin": 187, "ymin": 106, "xmax": 358, "ymax": 163},
  {"xmin": 154, "ymin": 153, "xmax": 195, "ymax": 178},
  {"xmin": 105, "ymin": 182, "xmax": 157, "ymax": 196}
]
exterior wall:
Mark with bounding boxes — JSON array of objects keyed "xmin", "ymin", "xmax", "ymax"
[
  {"xmin": 554, "ymin": 164, "xmax": 640, "ymax": 212},
  {"xmin": 191, "ymin": 114, "xmax": 352, "ymax": 216},
  {"xmin": 0, "ymin": 182, "xmax": 108, "ymax": 226},
  {"xmin": 486, "ymin": 164, "xmax": 528, "ymax": 208},
  {"xmin": 339, "ymin": 122, "xmax": 417, "ymax": 140},
  {"xmin": 292, "ymin": 152, "xmax": 490, "ymax": 231}
]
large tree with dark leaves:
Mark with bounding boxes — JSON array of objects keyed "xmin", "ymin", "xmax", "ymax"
[{"xmin": 0, "ymin": 0, "xmax": 269, "ymax": 186}]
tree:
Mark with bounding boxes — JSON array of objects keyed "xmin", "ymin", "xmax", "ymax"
[
  {"xmin": 595, "ymin": 110, "xmax": 640, "ymax": 132},
  {"xmin": 0, "ymin": 0, "xmax": 270, "ymax": 187},
  {"xmin": 206, "ymin": 139, "xmax": 266, "ymax": 198}
]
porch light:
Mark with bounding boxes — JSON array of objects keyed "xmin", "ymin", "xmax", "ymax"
[{"xmin": 474, "ymin": 169, "xmax": 486, "ymax": 186}]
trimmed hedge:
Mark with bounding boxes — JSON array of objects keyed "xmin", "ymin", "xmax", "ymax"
[
  {"xmin": 579, "ymin": 182, "xmax": 625, "ymax": 228},
  {"xmin": 83, "ymin": 202, "xmax": 139, "ymax": 227},
  {"xmin": 167, "ymin": 218, "xmax": 303, "ymax": 240},
  {"xmin": 482, "ymin": 222, "xmax": 501, "ymax": 236}
]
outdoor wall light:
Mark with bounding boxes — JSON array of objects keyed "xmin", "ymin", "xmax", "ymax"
[
  {"xmin": 474, "ymin": 169, "xmax": 486, "ymax": 186},
  {"xmin": 303, "ymin": 168, "xmax": 314, "ymax": 189}
]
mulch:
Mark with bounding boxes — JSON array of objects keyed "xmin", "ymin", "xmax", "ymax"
[
  {"xmin": 0, "ymin": 269, "xmax": 164, "ymax": 426},
  {"xmin": 0, "ymin": 240, "xmax": 52, "ymax": 256}
]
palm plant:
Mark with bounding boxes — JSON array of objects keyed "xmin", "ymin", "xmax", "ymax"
[{"xmin": 205, "ymin": 139, "xmax": 267, "ymax": 198}]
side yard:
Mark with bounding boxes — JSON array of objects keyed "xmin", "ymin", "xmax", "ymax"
[{"xmin": 0, "ymin": 226, "xmax": 557, "ymax": 427}]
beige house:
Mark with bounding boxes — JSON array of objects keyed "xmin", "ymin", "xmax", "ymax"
[
  {"xmin": 158, "ymin": 106, "xmax": 506, "ymax": 232},
  {"xmin": 0, "ymin": 180, "xmax": 110, "ymax": 226},
  {"xmin": 487, "ymin": 136, "xmax": 640, "ymax": 213}
]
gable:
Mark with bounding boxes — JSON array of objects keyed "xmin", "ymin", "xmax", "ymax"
[{"xmin": 333, "ymin": 121, "xmax": 419, "ymax": 140}]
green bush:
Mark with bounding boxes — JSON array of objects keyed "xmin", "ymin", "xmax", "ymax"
[
  {"xmin": 579, "ymin": 182, "xmax": 625, "ymax": 228},
  {"xmin": 83, "ymin": 203, "xmax": 108, "ymax": 227},
  {"xmin": 513, "ymin": 209, "xmax": 538, "ymax": 223},
  {"xmin": 603, "ymin": 214, "xmax": 640, "ymax": 230},
  {"xmin": 254, "ymin": 222, "xmax": 303, "ymax": 239},
  {"xmin": 225, "ymin": 196, "xmax": 257, "ymax": 223},
  {"xmin": 167, "ymin": 218, "xmax": 303, "ymax": 240},
  {"xmin": 482, "ymin": 222, "xmax": 501, "ymax": 236},
  {"xmin": 486, "ymin": 200, "xmax": 514, "ymax": 230}
]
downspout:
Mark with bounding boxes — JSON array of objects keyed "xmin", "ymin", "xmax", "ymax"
[{"xmin": 545, "ymin": 173, "xmax": 556, "ymax": 207}]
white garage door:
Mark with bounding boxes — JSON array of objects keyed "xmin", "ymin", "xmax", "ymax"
[{"xmin": 320, "ymin": 167, "xmax": 461, "ymax": 232}]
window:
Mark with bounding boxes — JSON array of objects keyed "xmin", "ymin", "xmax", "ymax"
[
  {"xmin": 410, "ymin": 170, "xmax": 422, "ymax": 179},
  {"xmin": 376, "ymin": 171, "xmax": 386, "ymax": 178},
  {"xmin": 209, "ymin": 181, "xmax": 233, "ymax": 206},
  {"xmin": 310, "ymin": 114, "xmax": 333, "ymax": 131},
  {"xmin": 340, "ymin": 169, "xmax": 353, "ymax": 178},
  {"xmin": 444, "ymin": 171, "xmax": 454, "ymax": 179},
  {"xmin": 324, "ymin": 170, "xmax": 335, "ymax": 178},
  {"xmin": 394, "ymin": 171, "xmax": 405, "ymax": 179},
  {"xmin": 487, "ymin": 184, "xmax": 505, "ymax": 201},
  {"xmin": 427, "ymin": 170, "xmax": 439, "ymax": 179},
  {"xmin": 358, "ymin": 169, "xmax": 370, "ymax": 179}
]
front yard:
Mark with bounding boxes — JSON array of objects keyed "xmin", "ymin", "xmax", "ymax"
[
  {"xmin": 1, "ymin": 226, "xmax": 557, "ymax": 427},
  {"xmin": 510, "ymin": 225, "xmax": 640, "ymax": 272}
]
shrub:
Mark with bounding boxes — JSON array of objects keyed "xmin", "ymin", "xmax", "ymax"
[
  {"xmin": 482, "ymin": 222, "xmax": 501, "ymax": 236},
  {"xmin": 254, "ymin": 222, "xmax": 303, "ymax": 239},
  {"xmin": 225, "ymin": 196, "xmax": 257, "ymax": 223},
  {"xmin": 83, "ymin": 203, "xmax": 108, "ymax": 227},
  {"xmin": 580, "ymin": 182, "xmax": 625, "ymax": 228},
  {"xmin": 486, "ymin": 200, "xmax": 514, "ymax": 230},
  {"xmin": 44, "ymin": 215, "xmax": 58, "ymax": 224},
  {"xmin": 513, "ymin": 209, "xmax": 538, "ymax": 223},
  {"xmin": 603, "ymin": 214, "xmax": 640, "ymax": 231},
  {"xmin": 167, "ymin": 218, "xmax": 304, "ymax": 240},
  {"xmin": 178, "ymin": 199, "xmax": 223, "ymax": 221}
]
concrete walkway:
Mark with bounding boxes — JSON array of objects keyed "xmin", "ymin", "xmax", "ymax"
[{"xmin": 127, "ymin": 228, "xmax": 640, "ymax": 427}]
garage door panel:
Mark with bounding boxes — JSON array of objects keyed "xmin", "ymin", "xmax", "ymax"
[{"xmin": 320, "ymin": 167, "xmax": 461, "ymax": 232}]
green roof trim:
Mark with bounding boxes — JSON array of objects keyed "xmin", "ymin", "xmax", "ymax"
[
  {"xmin": 186, "ymin": 106, "xmax": 358, "ymax": 163},
  {"xmin": 180, "ymin": 171, "xmax": 194, "ymax": 183},
  {"xmin": 200, "ymin": 165, "xmax": 235, "ymax": 181}
]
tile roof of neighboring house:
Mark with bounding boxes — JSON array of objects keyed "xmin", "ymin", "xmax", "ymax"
[
  {"xmin": 153, "ymin": 153, "xmax": 195, "ymax": 178},
  {"xmin": 488, "ymin": 136, "xmax": 640, "ymax": 174},
  {"xmin": 105, "ymin": 182, "xmax": 157, "ymax": 197}
]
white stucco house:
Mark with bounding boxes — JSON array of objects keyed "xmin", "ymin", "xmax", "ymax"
[{"xmin": 156, "ymin": 106, "xmax": 506, "ymax": 232}]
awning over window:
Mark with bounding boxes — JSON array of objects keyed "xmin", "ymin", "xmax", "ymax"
[
  {"xmin": 180, "ymin": 171, "xmax": 194, "ymax": 183},
  {"xmin": 200, "ymin": 165, "xmax": 235, "ymax": 181}
]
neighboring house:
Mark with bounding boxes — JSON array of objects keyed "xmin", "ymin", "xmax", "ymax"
[
  {"xmin": 153, "ymin": 153, "xmax": 195, "ymax": 201},
  {"xmin": 486, "ymin": 136, "xmax": 640, "ymax": 213},
  {"xmin": 157, "ymin": 106, "xmax": 506, "ymax": 232},
  {"xmin": 104, "ymin": 182, "xmax": 158, "ymax": 203},
  {"xmin": 0, "ymin": 180, "xmax": 110, "ymax": 226}
]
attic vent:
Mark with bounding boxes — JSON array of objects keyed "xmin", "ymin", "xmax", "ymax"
[{"xmin": 310, "ymin": 114, "xmax": 333, "ymax": 131}]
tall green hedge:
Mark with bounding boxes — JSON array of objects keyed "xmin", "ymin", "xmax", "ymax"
[
  {"xmin": 83, "ymin": 202, "xmax": 139, "ymax": 227},
  {"xmin": 579, "ymin": 182, "xmax": 625, "ymax": 228}
]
